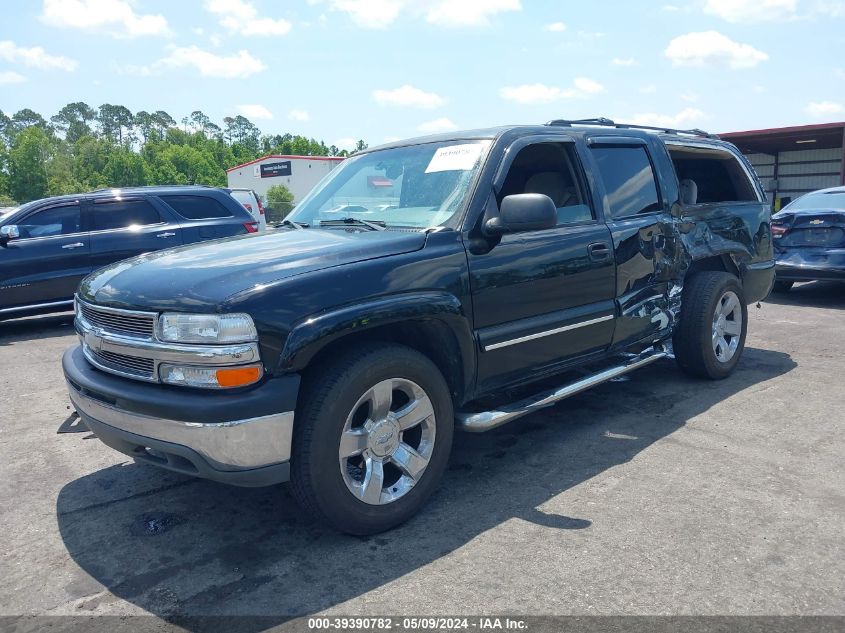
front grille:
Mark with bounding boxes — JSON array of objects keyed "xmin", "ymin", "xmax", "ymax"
[
  {"xmin": 79, "ymin": 301, "xmax": 156, "ymax": 339},
  {"xmin": 86, "ymin": 346, "xmax": 155, "ymax": 379}
]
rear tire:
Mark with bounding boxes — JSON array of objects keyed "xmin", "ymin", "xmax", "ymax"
[
  {"xmin": 290, "ymin": 343, "xmax": 453, "ymax": 535},
  {"xmin": 772, "ymin": 280, "xmax": 793, "ymax": 293},
  {"xmin": 674, "ymin": 272, "xmax": 748, "ymax": 380}
]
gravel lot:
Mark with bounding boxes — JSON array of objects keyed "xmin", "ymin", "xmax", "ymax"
[{"xmin": 1, "ymin": 282, "xmax": 843, "ymax": 626}]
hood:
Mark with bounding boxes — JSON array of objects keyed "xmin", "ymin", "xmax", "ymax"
[{"xmin": 79, "ymin": 228, "xmax": 427, "ymax": 311}]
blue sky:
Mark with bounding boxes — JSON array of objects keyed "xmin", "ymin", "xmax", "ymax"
[{"xmin": 1, "ymin": 0, "xmax": 844, "ymax": 150}]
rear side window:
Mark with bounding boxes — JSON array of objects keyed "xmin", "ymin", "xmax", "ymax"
[
  {"xmin": 160, "ymin": 195, "xmax": 234, "ymax": 219},
  {"xmin": 19, "ymin": 204, "xmax": 82, "ymax": 238},
  {"xmin": 668, "ymin": 145, "xmax": 758, "ymax": 204},
  {"xmin": 92, "ymin": 199, "xmax": 161, "ymax": 231},
  {"xmin": 591, "ymin": 146, "xmax": 661, "ymax": 219}
]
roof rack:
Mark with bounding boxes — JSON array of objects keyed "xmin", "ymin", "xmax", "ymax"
[
  {"xmin": 89, "ymin": 184, "xmax": 214, "ymax": 193},
  {"xmin": 545, "ymin": 117, "xmax": 719, "ymax": 139}
]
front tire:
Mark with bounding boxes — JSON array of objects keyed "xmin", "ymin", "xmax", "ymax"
[
  {"xmin": 674, "ymin": 272, "xmax": 748, "ymax": 380},
  {"xmin": 290, "ymin": 343, "xmax": 454, "ymax": 535}
]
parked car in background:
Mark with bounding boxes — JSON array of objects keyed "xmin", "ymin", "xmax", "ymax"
[
  {"xmin": 64, "ymin": 120, "xmax": 773, "ymax": 535},
  {"xmin": 228, "ymin": 188, "xmax": 267, "ymax": 231},
  {"xmin": 0, "ymin": 185, "xmax": 258, "ymax": 320},
  {"xmin": 771, "ymin": 186, "xmax": 845, "ymax": 291}
]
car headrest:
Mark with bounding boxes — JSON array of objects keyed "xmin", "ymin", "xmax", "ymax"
[
  {"xmin": 679, "ymin": 179, "xmax": 698, "ymax": 206},
  {"xmin": 524, "ymin": 172, "xmax": 572, "ymax": 208}
]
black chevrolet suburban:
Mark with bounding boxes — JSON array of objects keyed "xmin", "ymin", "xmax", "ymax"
[{"xmin": 63, "ymin": 120, "xmax": 774, "ymax": 535}]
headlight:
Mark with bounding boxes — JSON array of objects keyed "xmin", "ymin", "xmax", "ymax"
[
  {"xmin": 157, "ymin": 313, "xmax": 257, "ymax": 344},
  {"xmin": 159, "ymin": 363, "xmax": 263, "ymax": 389}
]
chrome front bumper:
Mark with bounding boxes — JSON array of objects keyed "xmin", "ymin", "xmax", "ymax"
[
  {"xmin": 68, "ymin": 382, "xmax": 294, "ymax": 472},
  {"xmin": 63, "ymin": 345, "xmax": 299, "ymax": 486}
]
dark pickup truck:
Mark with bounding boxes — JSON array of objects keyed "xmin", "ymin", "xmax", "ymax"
[{"xmin": 64, "ymin": 120, "xmax": 774, "ymax": 535}]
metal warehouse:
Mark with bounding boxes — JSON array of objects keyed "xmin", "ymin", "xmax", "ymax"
[
  {"xmin": 226, "ymin": 155, "xmax": 345, "ymax": 203},
  {"xmin": 721, "ymin": 122, "xmax": 845, "ymax": 210}
]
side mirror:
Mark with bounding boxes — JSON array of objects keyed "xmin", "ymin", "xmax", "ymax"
[
  {"xmin": 0, "ymin": 225, "xmax": 20, "ymax": 246},
  {"xmin": 484, "ymin": 194, "xmax": 557, "ymax": 236}
]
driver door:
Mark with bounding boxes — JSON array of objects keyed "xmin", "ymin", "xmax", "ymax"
[
  {"xmin": 0, "ymin": 201, "xmax": 91, "ymax": 311},
  {"xmin": 466, "ymin": 140, "xmax": 617, "ymax": 394}
]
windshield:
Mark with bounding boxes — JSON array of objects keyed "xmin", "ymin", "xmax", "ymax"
[
  {"xmin": 783, "ymin": 191, "xmax": 845, "ymax": 212},
  {"xmin": 288, "ymin": 140, "xmax": 492, "ymax": 229}
]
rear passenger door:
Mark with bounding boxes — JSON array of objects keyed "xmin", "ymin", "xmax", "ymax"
[
  {"xmin": 587, "ymin": 137, "xmax": 676, "ymax": 347},
  {"xmin": 89, "ymin": 197, "xmax": 182, "ymax": 270}
]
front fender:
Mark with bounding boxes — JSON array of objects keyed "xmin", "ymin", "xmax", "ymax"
[{"xmin": 277, "ymin": 291, "xmax": 476, "ymax": 391}]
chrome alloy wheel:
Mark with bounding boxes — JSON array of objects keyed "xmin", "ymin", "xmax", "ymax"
[
  {"xmin": 712, "ymin": 290, "xmax": 742, "ymax": 363},
  {"xmin": 338, "ymin": 378, "xmax": 436, "ymax": 505}
]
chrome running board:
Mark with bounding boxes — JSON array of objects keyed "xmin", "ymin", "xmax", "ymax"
[{"xmin": 456, "ymin": 346, "xmax": 669, "ymax": 432}]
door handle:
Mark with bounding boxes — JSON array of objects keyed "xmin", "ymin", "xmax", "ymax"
[
  {"xmin": 62, "ymin": 242, "xmax": 85, "ymax": 250},
  {"xmin": 587, "ymin": 241, "xmax": 611, "ymax": 261},
  {"xmin": 156, "ymin": 232, "xmax": 176, "ymax": 238}
]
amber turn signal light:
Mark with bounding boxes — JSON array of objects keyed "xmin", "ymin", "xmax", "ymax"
[{"xmin": 215, "ymin": 366, "xmax": 262, "ymax": 388}]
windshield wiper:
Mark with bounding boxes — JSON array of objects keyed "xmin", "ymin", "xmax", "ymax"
[
  {"xmin": 279, "ymin": 219, "xmax": 308, "ymax": 229},
  {"xmin": 319, "ymin": 217, "xmax": 387, "ymax": 231}
]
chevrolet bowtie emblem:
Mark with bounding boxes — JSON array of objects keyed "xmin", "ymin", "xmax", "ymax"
[{"xmin": 809, "ymin": 219, "xmax": 824, "ymax": 225}]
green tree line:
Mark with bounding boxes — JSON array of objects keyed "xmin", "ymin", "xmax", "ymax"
[{"xmin": 0, "ymin": 103, "xmax": 368, "ymax": 204}]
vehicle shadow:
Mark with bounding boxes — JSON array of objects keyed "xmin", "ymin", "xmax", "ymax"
[
  {"xmin": 56, "ymin": 347, "xmax": 795, "ymax": 628},
  {"xmin": 764, "ymin": 281, "xmax": 845, "ymax": 310},
  {"xmin": 0, "ymin": 312, "xmax": 75, "ymax": 345}
]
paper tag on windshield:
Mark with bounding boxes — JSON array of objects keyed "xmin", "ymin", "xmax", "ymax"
[{"xmin": 425, "ymin": 144, "xmax": 483, "ymax": 173}]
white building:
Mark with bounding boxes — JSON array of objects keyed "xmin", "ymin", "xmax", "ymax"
[{"xmin": 226, "ymin": 155, "xmax": 345, "ymax": 203}]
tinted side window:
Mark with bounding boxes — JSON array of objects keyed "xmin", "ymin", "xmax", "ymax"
[
  {"xmin": 160, "ymin": 195, "xmax": 233, "ymax": 219},
  {"xmin": 19, "ymin": 205, "xmax": 82, "ymax": 238},
  {"xmin": 591, "ymin": 146, "xmax": 661, "ymax": 219},
  {"xmin": 93, "ymin": 200, "xmax": 161, "ymax": 231}
]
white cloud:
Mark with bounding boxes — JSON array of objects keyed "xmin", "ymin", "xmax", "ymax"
[
  {"xmin": 805, "ymin": 101, "xmax": 844, "ymax": 118},
  {"xmin": 158, "ymin": 46, "xmax": 265, "ymax": 78},
  {"xmin": 288, "ymin": 109, "xmax": 310, "ymax": 121},
  {"xmin": 704, "ymin": 0, "xmax": 798, "ymax": 22},
  {"xmin": 665, "ymin": 31, "xmax": 768, "ymax": 69},
  {"xmin": 612, "ymin": 57, "xmax": 638, "ymax": 67},
  {"xmin": 640, "ymin": 84, "xmax": 657, "ymax": 94},
  {"xmin": 330, "ymin": 0, "xmax": 404, "ymax": 29},
  {"xmin": 329, "ymin": 0, "xmax": 521, "ymax": 29},
  {"xmin": 629, "ymin": 107, "xmax": 707, "ymax": 129},
  {"xmin": 680, "ymin": 91, "xmax": 700, "ymax": 102},
  {"xmin": 499, "ymin": 78, "xmax": 605, "ymax": 104},
  {"xmin": 0, "ymin": 71, "xmax": 27, "ymax": 85},
  {"xmin": 205, "ymin": 0, "xmax": 292, "ymax": 36},
  {"xmin": 40, "ymin": 0, "xmax": 169, "ymax": 38},
  {"xmin": 0, "ymin": 40, "xmax": 77, "ymax": 71},
  {"xmin": 816, "ymin": 1, "xmax": 845, "ymax": 17},
  {"xmin": 425, "ymin": 0, "xmax": 522, "ymax": 27},
  {"xmin": 334, "ymin": 137, "xmax": 358, "ymax": 151},
  {"xmin": 417, "ymin": 117, "xmax": 458, "ymax": 133},
  {"xmin": 237, "ymin": 104, "xmax": 273, "ymax": 120},
  {"xmin": 373, "ymin": 85, "xmax": 445, "ymax": 108},
  {"xmin": 544, "ymin": 21, "xmax": 567, "ymax": 32}
]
